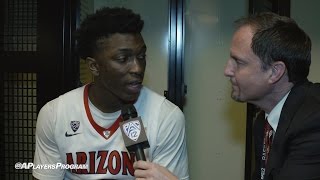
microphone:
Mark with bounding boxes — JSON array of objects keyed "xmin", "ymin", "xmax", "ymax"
[{"xmin": 120, "ymin": 104, "xmax": 150, "ymax": 161}]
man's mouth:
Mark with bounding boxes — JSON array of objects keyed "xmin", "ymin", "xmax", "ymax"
[{"xmin": 127, "ymin": 81, "xmax": 143, "ymax": 93}]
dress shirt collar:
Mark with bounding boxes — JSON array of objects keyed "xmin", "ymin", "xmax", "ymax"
[{"xmin": 265, "ymin": 91, "xmax": 291, "ymax": 132}]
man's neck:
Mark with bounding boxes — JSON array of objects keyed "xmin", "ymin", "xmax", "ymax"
[
  {"xmin": 254, "ymin": 82, "xmax": 294, "ymax": 113},
  {"xmin": 88, "ymin": 84, "xmax": 124, "ymax": 113}
]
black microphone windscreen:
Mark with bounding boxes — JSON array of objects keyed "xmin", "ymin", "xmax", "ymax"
[
  {"xmin": 121, "ymin": 104, "xmax": 138, "ymax": 120},
  {"xmin": 120, "ymin": 104, "xmax": 150, "ymax": 161}
]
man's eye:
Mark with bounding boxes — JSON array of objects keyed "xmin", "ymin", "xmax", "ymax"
[
  {"xmin": 235, "ymin": 59, "xmax": 245, "ymax": 65},
  {"xmin": 137, "ymin": 54, "xmax": 146, "ymax": 60},
  {"xmin": 116, "ymin": 56, "xmax": 128, "ymax": 62}
]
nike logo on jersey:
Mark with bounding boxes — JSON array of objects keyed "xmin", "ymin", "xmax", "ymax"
[{"xmin": 65, "ymin": 132, "xmax": 81, "ymax": 137}]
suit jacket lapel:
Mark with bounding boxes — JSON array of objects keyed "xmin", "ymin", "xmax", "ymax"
[{"xmin": 266, "ymin": 81, "xmax": 309, "ymax": 177}]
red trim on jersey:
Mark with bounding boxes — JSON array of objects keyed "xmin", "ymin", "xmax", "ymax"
[{"xmin": 84, "ymin": 84, "xmax": 123, "ymax": 140}]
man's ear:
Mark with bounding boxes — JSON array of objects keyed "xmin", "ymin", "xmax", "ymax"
[
  {"xmin": 86, "ymin": 57, "xmax": 99, "ymax": 76},
  {"xmin": 269, "ymin": 61, "xmax": 286, "ymax": 83}
]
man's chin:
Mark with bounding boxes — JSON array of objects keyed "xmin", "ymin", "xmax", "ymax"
[
  {"xmin": 122, "ymin": 93, "xmax": 140, "ymax": 104},
  {"xmin": 231, "ymin": 94, "xmax": 245, "ymax": 103}
]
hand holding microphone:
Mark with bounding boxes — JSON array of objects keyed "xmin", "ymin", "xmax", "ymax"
[
  {"xmin": 121, "ymin": 104, "xmax": 179, "ymax": 180},
  {"xmin": 120, "ymin": 104, "xmax": 150, "ymax": 161}
]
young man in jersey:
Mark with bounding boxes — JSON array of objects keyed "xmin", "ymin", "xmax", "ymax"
[{"xmin": 33, "ymin": 7, "xmax": 189, "ymax": 180}]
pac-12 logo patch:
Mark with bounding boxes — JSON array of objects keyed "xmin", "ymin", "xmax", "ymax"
[
  {"xmin": 123, "ymin": 120, "xmax": 141, "ymax": 141},
  {"xmin": 70, "ymin": 121, "xmax": 80, "ymax": 132}
]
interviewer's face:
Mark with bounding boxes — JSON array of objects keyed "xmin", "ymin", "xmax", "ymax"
[
  {"xmin": 94, "ymin": 33, "xmax": 147, "ymax": 103},
  {"xmin": 224, "ymin": 26, "xmax": 271, "ymax": 103}
]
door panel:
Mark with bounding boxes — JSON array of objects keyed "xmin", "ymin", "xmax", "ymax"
[
  {"xmin": 0, "ymin": 0, "xmax": 75, "ymax": 179},
  {"xmin": 291, "ymin": 0, "xmax": 320, "ymax": 82}
]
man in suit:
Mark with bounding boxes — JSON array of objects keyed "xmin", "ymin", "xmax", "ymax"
[{"xmin": 224, "ymin": 12, "xmax": 320, "ymax": 180}]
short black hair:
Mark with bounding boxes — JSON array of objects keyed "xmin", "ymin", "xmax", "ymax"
[
  {"xmin": 76, "ymin": 7, "xmax": 144, "ymax": 59},
  {"xmin": 235, "ymin": 12, "xmax": 311, "ymax": 84}
]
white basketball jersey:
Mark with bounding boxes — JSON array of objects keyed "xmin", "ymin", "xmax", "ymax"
[{"xmin": 33, "ymin": 84, "xmax": 189, "ymax": 180}]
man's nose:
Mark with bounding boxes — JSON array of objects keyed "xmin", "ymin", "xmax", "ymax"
[
  {"xmin": 130, "ymin": 57, "xmax": 145, "ymax": 75},
  {"xmin": 224, "ymin": 59, "xmax": 234, "ymax": 77}
]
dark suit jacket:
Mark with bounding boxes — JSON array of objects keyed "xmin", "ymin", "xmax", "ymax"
[{"xmin": 252, "ymin": 80, "xmax": 320, "ymax": 180}]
